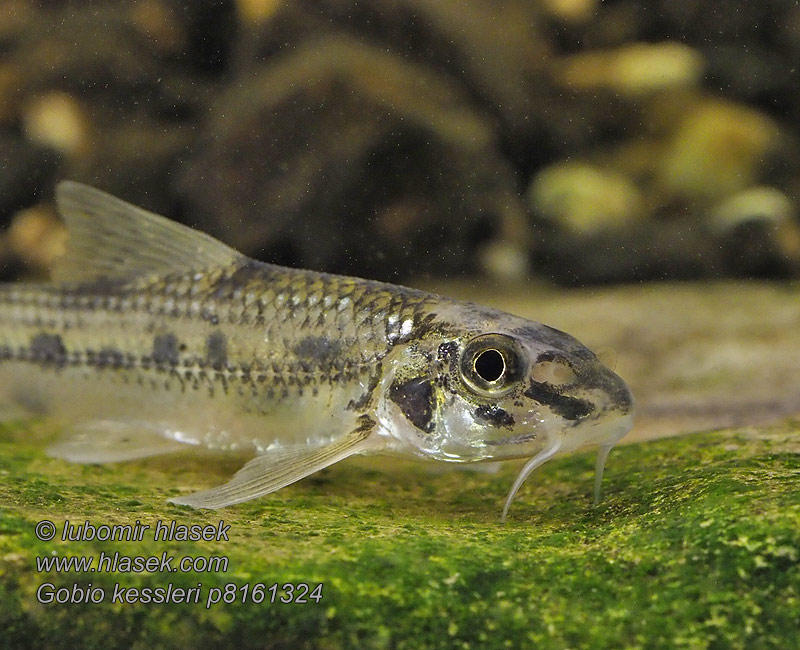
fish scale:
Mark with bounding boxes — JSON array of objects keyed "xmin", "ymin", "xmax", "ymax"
[
  {"xmin": 0, "ymin": 262, "xmax": 433, "ymax": 396},
  {"xmin": 0, "ymin": 182, "xmax": 634, "ymax": 517}
]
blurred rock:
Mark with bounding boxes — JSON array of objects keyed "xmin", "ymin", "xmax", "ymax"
[
  {"xmin": 236, "ymin": 0, "xmax": 281, "ymax": 25},
  {"xmin": 559, "ymin": 42, "xmax": 705, "ymax": 95},
  {"xmin": 7, "ymin": 203, "xmax": 66, "ymax": 271},
  {"xmin": 129, "ymin": 0, "xmax": 188, "ymax": 59},
  {"xmin": 710, "ymin": 187, "xmax": 800, "ymax": 277},
  {"xmin": 528, "ymin": 162, "xmax": 644, "ymax": 236},
  {"xmin": 178, "ymin": 35, "xmax": 525, "ymax": 281},
  {"xmin": 710, "ymin": 187, "xmax": 795, "ymax": 231},
  {"xmin": 532, "ymin": 219, "xmax": 722, "ymax": 286},
  {"xmin": 2, "ymin": 0, "xmax": 800, "ymax": 288},
  {"xmin": 541, "ymin": 0, "xmax": 598, "ymax": 24},
  {"xmin": 0, "ymin": 1, "xmax": 33, "ymax": 45},
  {"xmin": 0, "ymin": 130, "xmax": 60, "ymax": 228},
  {"xmin": 658, "ymin": 99, "xmax": 782, "ymax": 204},
  {"xmin": 477, "ymin": 240, "xmax": 530, "ymax": 283},
  {"xmin": 0, "ymin": 63, "xmax": 21, "ymax": 125},
  {"xmin": 22, "ymin": 91, "xmax": 90, "ymax": 157},
  {"xmin": 233, "ymin": 0, "xmax": 566, "ymax": 171}
]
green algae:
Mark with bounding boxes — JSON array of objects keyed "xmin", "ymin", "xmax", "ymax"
[{"xmin": 1, "ymin": 420, "xmax": 798, "ymax": 649}]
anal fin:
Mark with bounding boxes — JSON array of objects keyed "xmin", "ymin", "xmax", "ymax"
[
  {"xmin": 169, "ymin": 415, "xmax": 376, "ymax": 509},
  {"xmin": 48, "ymin": 420, "xmax": 187, "ymax": 463}
]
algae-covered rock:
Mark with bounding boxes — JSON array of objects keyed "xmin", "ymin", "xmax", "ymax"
[
  {"xmin": 1, "ymin": 279, "xmax": 799, "ymax": 648},
  {"xmin": 1, "ymin": 420, "xmax": 798, "ymax": 650}
]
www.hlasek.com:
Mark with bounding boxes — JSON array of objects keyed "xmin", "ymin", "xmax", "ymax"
[{"xmin": 33, "ymin": 519, "xmax": 323, "ymax": 608}]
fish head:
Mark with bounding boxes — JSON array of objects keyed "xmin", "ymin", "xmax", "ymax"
[
  {"xmin": 380, "ymin": 303, "xmax": 634, "ymax": 462},
  {"xmin": 376, "ymin": 301, "xmax": 634, "ymax": 515}
]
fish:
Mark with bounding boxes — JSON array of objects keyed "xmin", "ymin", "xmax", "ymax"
[{"xmin": 0, "ymin": 182, "xmax": 634, "ymax": 520}]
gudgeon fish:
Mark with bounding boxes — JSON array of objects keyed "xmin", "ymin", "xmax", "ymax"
[{"xmin": 0, "ymin": 183, "xmax": 634, "ymax": 519}]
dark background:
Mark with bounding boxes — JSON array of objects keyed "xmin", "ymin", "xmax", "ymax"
[{"xmin": 1, "ymin": 0, "xmax": 799, "ymax": 285}]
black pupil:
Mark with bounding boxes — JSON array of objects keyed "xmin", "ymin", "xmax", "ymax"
[{"xmin": 474, "ymin": 349, "xmax": 505, "ymax": 382}]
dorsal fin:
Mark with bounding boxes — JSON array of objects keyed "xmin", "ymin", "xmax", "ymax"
[{"xmin": 52, "ymin": 181, "xmax": 241, "ymax": 284}]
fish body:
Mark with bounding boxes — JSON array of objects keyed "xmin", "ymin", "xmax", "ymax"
[{"xmin": 0, "ymin": 183, "xmax": 634, "ymax": 518}]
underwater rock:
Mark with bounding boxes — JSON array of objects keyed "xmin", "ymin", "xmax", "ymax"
[
  {"xmin": 558, "ymin": 42, "xmax": 705, "ymax": 96},
  {"xmin": 236, "ymin": 0, "xmax": 551, "ymax": 126},
  {"xmin": 0, "ymin": 130, "xmax": 59, "ymax": 230},
  {"xmin": 540, "ymin": 0, "xmax": 598, "ymax": 24},
  {"xmin": 658, "ymin": 99, "xmax": 782, "ymax": 204},
  {"xmin": 232, "ymin": 0, "xmax": 567, "ymax": 171},
  {"xmin": 6, "ymin": 203, "xmax": 66, "ymax": 273},
  {"xmin": 1, "ymin": 0, "xmax": 234, "ymax": 201},
  {"xmin": 477, "ymin": 240, "xmax": 530, "ymax": 282},
  {"xmin": 710, "ymin": 187, "xmax": 800, "ymax": 278},
  {"xmin": 531, "ymin": 219, "xmax": 720, "ymax": 285},
  {"xmin": 236, "ymin": 0, "xmax": 282, "ymax": 25},
  {"xmin": 1, "ymin": 0, "xmax": 800, "ymax": 286},
  {"xmin": 22, "ymin": 91, "xmax": 90, "ymax": 157},
  {"xmin": 178, "ymin": 35, "xmax": 526, "ymax": 281},
  {"xmin": 527, "ymin": 161, "xmax": 644, "ymax": 236}
]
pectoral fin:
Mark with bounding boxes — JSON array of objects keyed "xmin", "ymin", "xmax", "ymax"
[{"xmin": 169, "ymin": 415, "xmax": 376, "ymax": 509}]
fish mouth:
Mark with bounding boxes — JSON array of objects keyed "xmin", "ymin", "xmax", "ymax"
[
  {"xmin": 564, "ymin": 400, "xmax": 635, "ymax": 450},
  {"xmin": 500, "ymin": 391, "xmax": 635, "ymax": 522}
]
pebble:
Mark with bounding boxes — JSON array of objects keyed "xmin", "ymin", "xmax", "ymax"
[
  {"xmin": 527, "ymin": 162, "xmax": 644, "ymax": 236},
  {"xmin": 710, "ymin": 187, "xmax": 800, "ymax": 275},
  {"xmin": 478, "ymin": 240, "xmax": 530, "ymax": 282},
  {"xmin": 658, "ymin": 99, "xmax": 781, "ymax": 204},
  {"xmin": 22, "ymin": 91, "xmax": 90, "ymax": 157},
  {"xmin": 559, "ymin": 42, "xmax": 705, "ymax": 95},
  {"xmin": 7, "ymin": 204, "xmax": 67, "ymax": 270},
  {"xmin": 541, "ymin": 0, "xmax": 598, "ymax": 23},
  {"xmin": 236, "ymin": 0, "xmax": 281, "ymax": 25},
  {"xmin": 709, "ymin": 187, "xmax": 795, "ymax": 233}
]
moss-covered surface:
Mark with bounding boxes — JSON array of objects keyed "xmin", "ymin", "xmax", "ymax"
[{"xmin": 1, "ymin": 419, "xmax": 798, "ymax": 649}]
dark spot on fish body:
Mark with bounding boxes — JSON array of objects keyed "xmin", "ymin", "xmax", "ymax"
[
  {"xmin": 412, "ymin": 312, "xmax": 443, "ymax": 340},
  {"xmin": 474, "ymin": 405, "xmax": 515, "ymax": 428},
  {"xmin": 523, "ymin": 381, "xmax": 594, "ymax": 421},
  {"xmin": 437, "ymin": 341, "xmax": 458, "ymax": 360},
  {"xmin": 389, "ymin": 377, "xmax": 435, "ymax": 433},
  {"xmin": 95, "ymin": 347, "xmax": 126, "ymax": 369},
  {"xmin": 29, "ymin": 333, "xmax": 67, "ymax": 367},
  {"xmin": 205, "ymin": 331, "xmax": 228, "ymax": 370},
  {"xmin": 152, "ymin": 333, "xmax": 180, "ymax": 366},
  {"xmin": 294, "ymin": 336, "xmax": 342, "ymax": 366}
]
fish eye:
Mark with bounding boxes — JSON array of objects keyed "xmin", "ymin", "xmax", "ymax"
[
  {"xmin": 473, "ymin": 348, "xmax": 505, "ymax": 382},
  {"xmin": 460, "ymin": 334, "xmax": 524, "ymax": 397}
]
